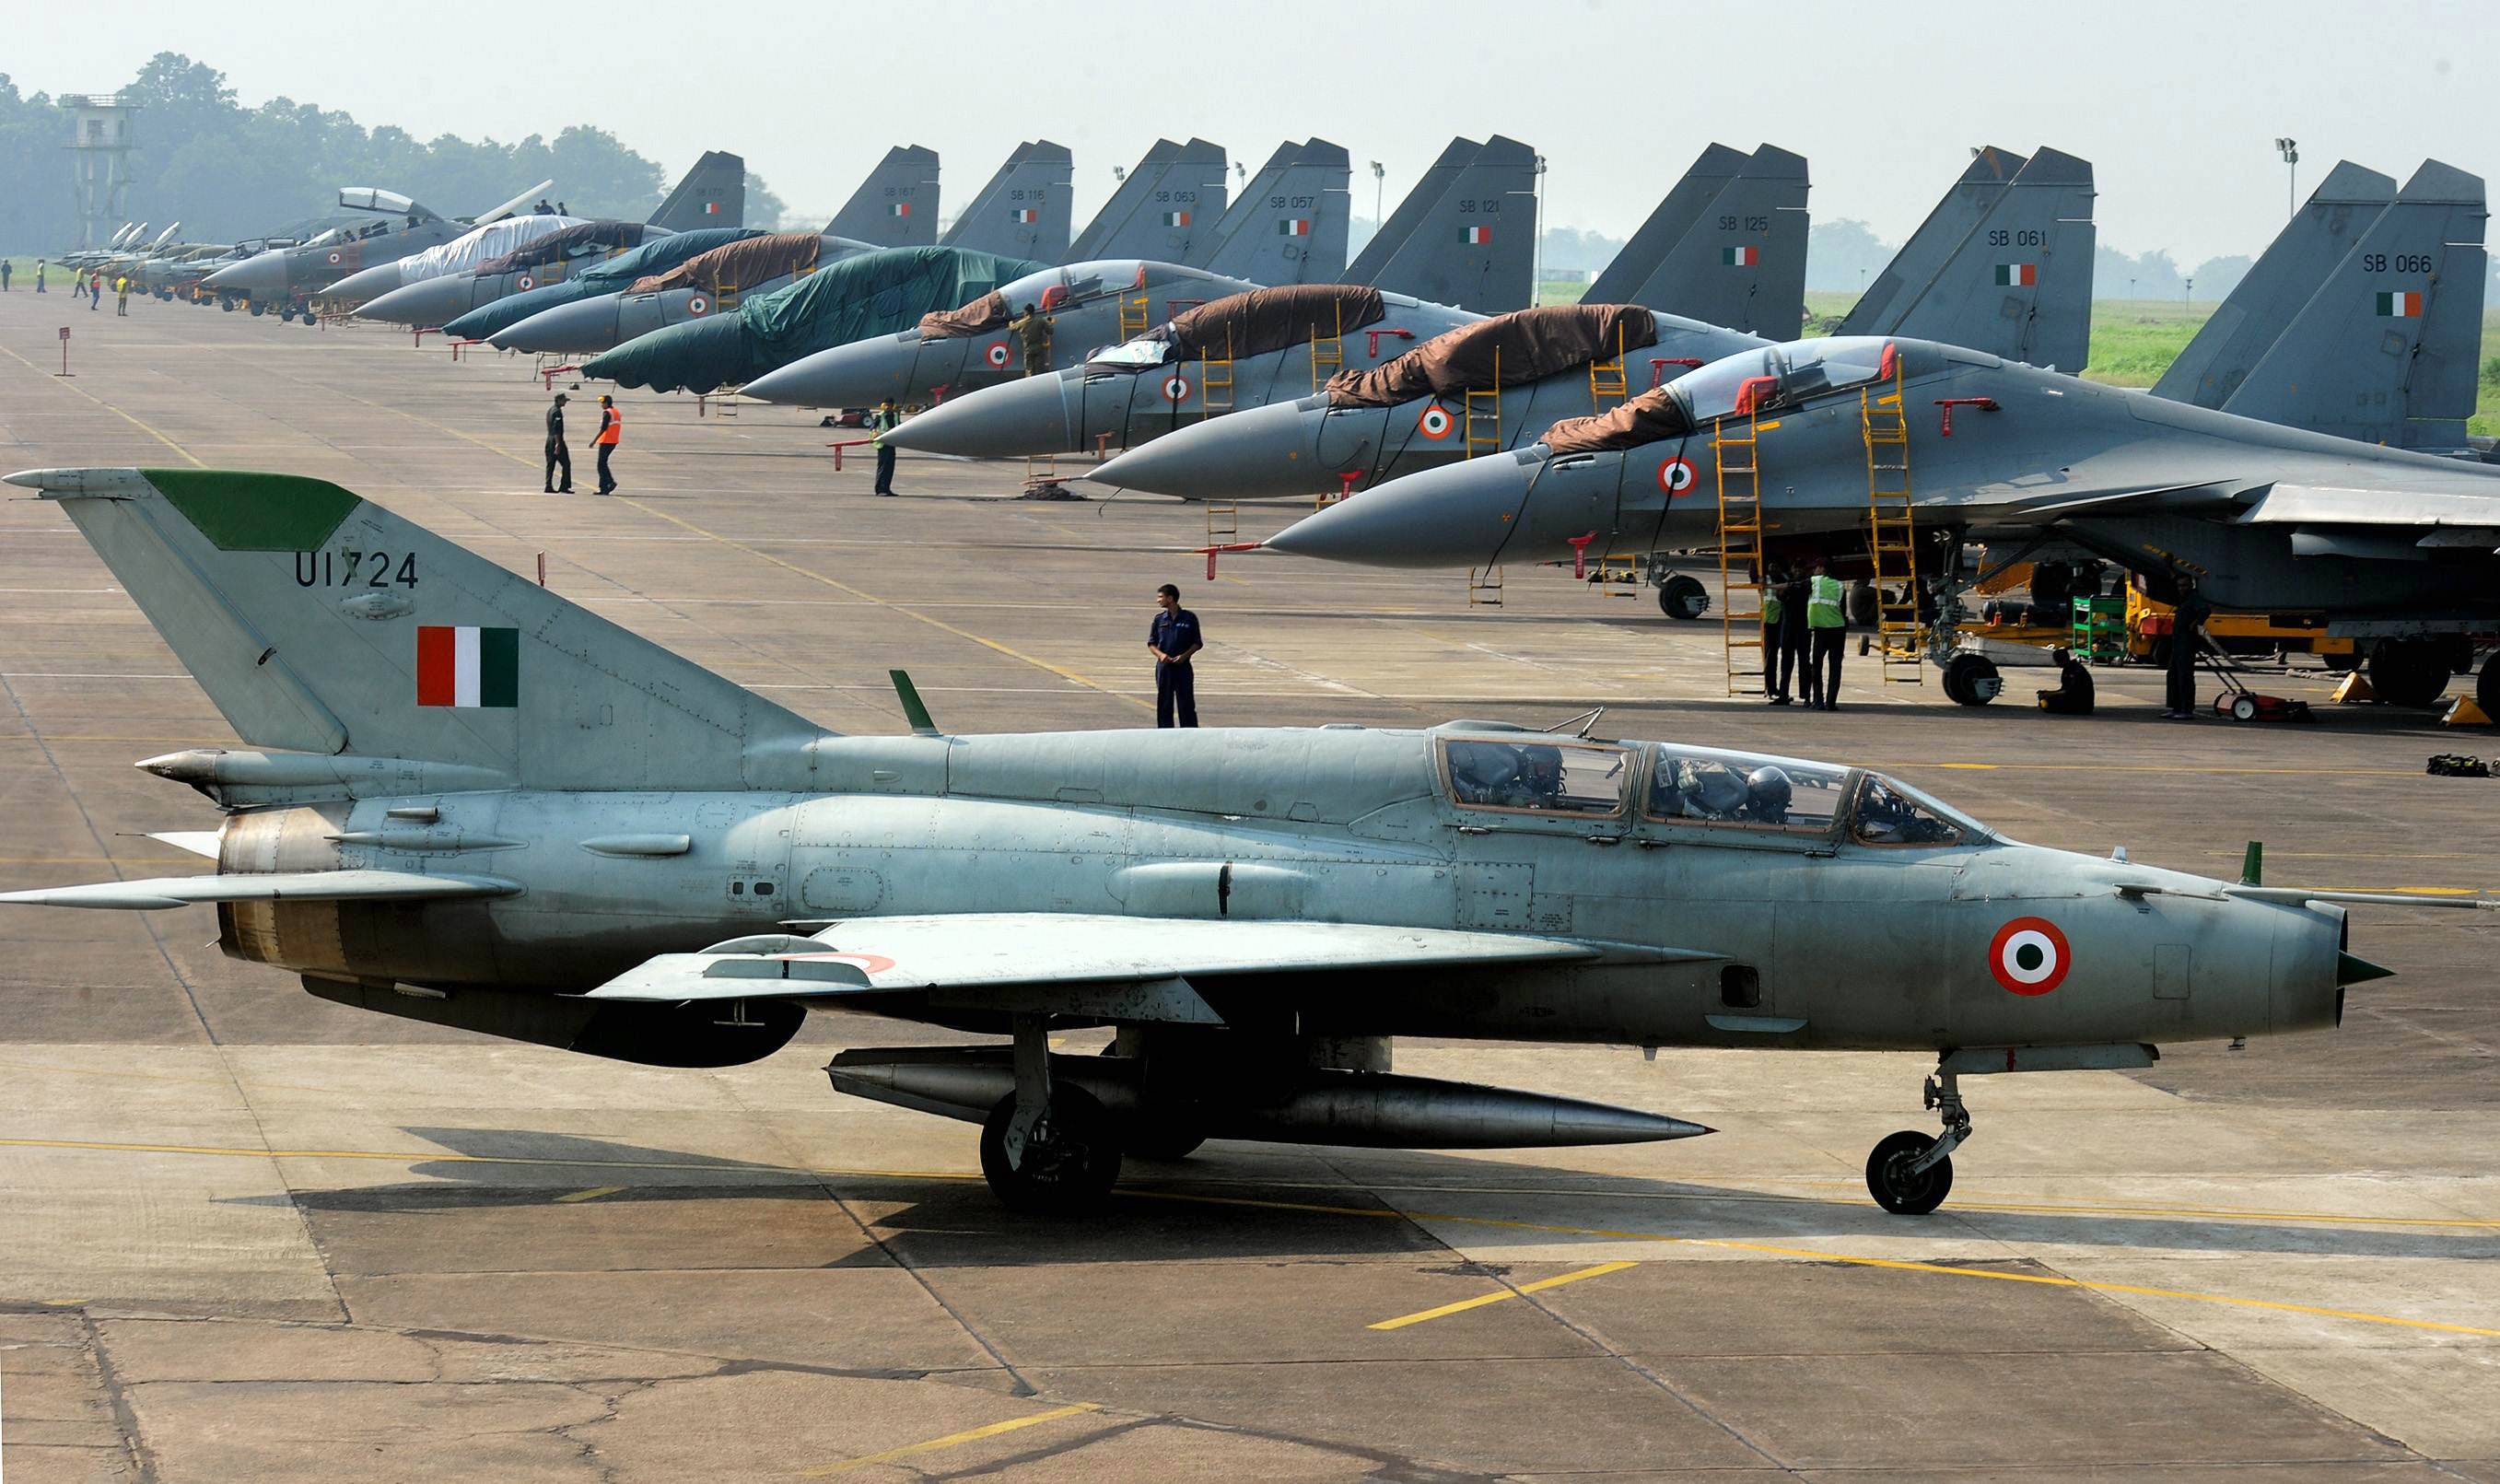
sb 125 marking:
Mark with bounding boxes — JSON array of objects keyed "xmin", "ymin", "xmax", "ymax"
[{"xmin": 298, "ymin": 550, "xmax": 418, "ymax": 589}]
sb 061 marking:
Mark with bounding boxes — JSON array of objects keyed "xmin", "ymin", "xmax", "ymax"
[{"xmin": 298, "ymin": 551, "xmax": 419, "ymax": 589}]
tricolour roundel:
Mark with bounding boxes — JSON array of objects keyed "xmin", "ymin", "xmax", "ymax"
[
  {"xmin": 1417, "ymin": 403, "xmax": 1455, "ymax": 440},
  {"xmin": 326, "ymin": 250, "xmax": 343, "ymax": 265},
  {"xmin": 985, "ymin": 341, "xmax": 1011, "ymax": 368},
  {"xmin": 1658, "ymin": 457, "xmax": 1698, "ymax": 496},
  {"xmin": 686, "ymin": 295, "xmax": 709, "ymax": 316},
  {"xmin": 1989, "ymin": 917, "xmax": 2071, "ymax": 996},
  {"xmin": 1162, "ymin": 374, "xmax": 1193, "ymax": 403},
  {"xmin": 516, "ymin": 274, "xmax": 535, "ymax": 291}
]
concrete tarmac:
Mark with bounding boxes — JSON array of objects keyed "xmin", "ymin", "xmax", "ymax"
[{"xmin": 0, "ymin": 291, "xmax": 2494, "ymax": 1482}]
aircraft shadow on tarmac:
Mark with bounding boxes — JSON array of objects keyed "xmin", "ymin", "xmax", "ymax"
[{"xmin": 222, "ymin": 1126, "xmax": 2500, "ymax": 1267}]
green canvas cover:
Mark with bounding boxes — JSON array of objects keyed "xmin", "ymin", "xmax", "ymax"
[
  {"xmin": 582, "ymin": 248, "xmax": 1052, "ymax": 393},
  {"xmin": 442, "ymin": 229, "xmax": 765, "ymax": 341}
]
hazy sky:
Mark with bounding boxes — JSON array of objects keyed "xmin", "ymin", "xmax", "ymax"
[{"xmin": 17, "ymin": 0, "xmax": 2497, "ymax": 263}]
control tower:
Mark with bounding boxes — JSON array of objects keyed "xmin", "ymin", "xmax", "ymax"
[{"xmin": 60, "ymin": 94, "xmax": 137, "ymax": 250}]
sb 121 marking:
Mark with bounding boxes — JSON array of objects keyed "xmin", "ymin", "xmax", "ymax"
[{"xmin": 298, "ymin": 550, "xmax": 418, "ymax": 588}]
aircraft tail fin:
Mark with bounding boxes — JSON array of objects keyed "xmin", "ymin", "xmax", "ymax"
[
  {"xmin": 824, "ymin": 145, "xmax": 940, "ymax": 248},
  {"xmin": 648, "ymin": 151, "xmax": 747, "ymax": 231},
  {"xmin": 6, "ymin": 468, "xmax": 832, "ymax": 790},
  {"xmin": 2153, "ymin": 160, "xmax": 2396, "ymax": 409},
  {"xmin": 1197, "ymin": 138, "xmax": 1351, "ymax": 284},
  {"xmin": 1840, "ymin": 146, "xmax": 2024, "ymax": 333},
  {"xmin": 1582, "ymin": 143, "xmax": 1749, "ymax": 305},
  {"xmin": 1860, "ymin": 146, "xmax": 2096, "ymax": 369},
  {"xmin": 1069, "ymin": 138, "xmax": 1228, "ymax": 264},
  {"xmin": 1349, "ymin": 134, "xmax": 1539, "ymax": 313},
  {"xmin": 1606, "ymin": 145, "xmax": 1810, "ymax": 337},
  {"xmin": 940, "ymin": 141, "xmax": 1074, "ymax": 262},
  {"xmin": 2220, "ymin": 159, "xmax": 2488, "ymax": 450}
]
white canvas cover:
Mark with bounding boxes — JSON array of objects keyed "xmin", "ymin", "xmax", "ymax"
[{"xmin": 389, "ymin": 216, "xmax": 586, "ymax": 284}]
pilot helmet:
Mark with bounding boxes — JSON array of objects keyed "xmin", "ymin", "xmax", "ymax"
[{"xmin": 1745, "ymin": 766, "xmax": 1793, "ymax": 822}]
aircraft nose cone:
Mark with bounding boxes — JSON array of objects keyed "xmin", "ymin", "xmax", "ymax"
[
  {"xmin": 357, "ymin": 276, "xmax": 468, "ymax": 327},
  {"xmin": 1091, "ymin": 401, "xmax": 1323, "ymax": 502},
  {"xmin": 1264, "ymin": 451, "xmax": 1540, "ymax": 567},
  {"xmin": 746, "ymin": 336, "xmax": 923, "ymax": 407},
  {"xmin": 203, "ymin": 253, "xmax": 282, "ymax": 295},
  {"xmin": 882, "ymin": 375, "xmax": 1071, "ymax": 459},
  {"xmin": 323, "ymin": 263, "xmax": 403, "ymax": 307},
  {"xmin": 491, "ymin": 296, "xmax": 616, "ymax": 354}
]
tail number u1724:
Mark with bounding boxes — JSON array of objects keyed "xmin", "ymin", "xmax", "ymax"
[{"xmin": 298, "ymin": 551, "xmax": 418, "ymax": 588}]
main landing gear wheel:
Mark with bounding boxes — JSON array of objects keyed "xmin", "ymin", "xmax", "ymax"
[
  {"xmin": 1866, "ymin": 1067, "xmax": 1972, "ymax": 1216},
  {"xmin": 980, "ymin": 1087, "xmax": 1121, "ymax": 1214},
  {"xmin": 2367, "ymin": 639, "xmax": 2450, "ymax": 708},
  {"xmin": 1941, "ymin": 652, "xmax": 2002, "ymax": 707},
  {"xmin": 1865, "ymin": 1130, "xmax": 1955, "ymax": 1215},
  {"xmin": 1658, "ymin": 574, "xmax": 1710, "ymax": 621}
]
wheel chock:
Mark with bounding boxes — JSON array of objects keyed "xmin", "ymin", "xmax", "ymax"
[
  {"xmin": 2440, "ymin": 695, "xmax": 2494, "ymax": 727},
  {"xmin": 2331, "ymin": 672, "xmax": 2377, "ymax": 705}
]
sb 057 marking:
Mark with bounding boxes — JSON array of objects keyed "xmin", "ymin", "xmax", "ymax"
[{"xmin": 298, "ymin": 551, "xmax": 418, "ymax": 589}]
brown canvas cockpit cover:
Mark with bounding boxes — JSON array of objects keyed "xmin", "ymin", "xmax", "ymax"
[
  {"xmin": 475, "ymin": 220, "xmax": 644, "ymax": 275},
  {"xmin": 918, "ymin": 290, "xmax": 1010, "ymax": 339},
  {"xmin": 1540, "ymin": 383, "xmax": 1690, "ymax": 454},
  {"xmin": 1326, "ymin": 304, "xmax": 1657, "ymax": 408},
  {"xmin": 1165, "ymin": 285, "xmax": 1385, "ymax": 363},
  {"xmin": 627, "ymin": 232, "xmax": 824, "ymax": 295}
]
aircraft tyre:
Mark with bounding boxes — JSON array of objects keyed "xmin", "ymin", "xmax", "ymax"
[
  {"xmin": 1942, "ymin": 653, "xmax": 2001, "ymax": 707},
  {"xmin": 1658, "ymin": 574, "xmax": 1709, "ymax": 621},
  {"xmin": 980, "ymin": 1088, "xmax": 1121, "ymax": 1214},
  {"xmin": 1866, "ymin": 1129, "xmax": 1954, "ymax": 1215},
  {"xmin": 218, "ymin": 297, "xmax": 234, "ymax": 312},
  {"xmin": 2366, "ymin": 640, "xmax": 2449, "ymax": 708},
  {"xmin": 248, "ymin": 301, "xmax": 264, "ymax": 316}
]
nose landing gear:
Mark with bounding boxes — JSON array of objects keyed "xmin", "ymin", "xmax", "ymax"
[{"xmin": 1866, "ymin": 1067, "xmax": 1970, "ymax": 1215}]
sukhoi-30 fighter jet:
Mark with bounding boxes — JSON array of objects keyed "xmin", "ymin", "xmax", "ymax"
[
  {"xmin": 5, "ymin": 464, "xmax": 2472, "ymax": 1213},
  {"xmin": 348, "ymin": 152, "xmax": 748, "ymax": 328}
]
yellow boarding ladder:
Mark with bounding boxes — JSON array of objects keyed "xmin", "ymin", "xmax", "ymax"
[
  {"xmin": 1711, "ymin": 407, "xmax": 1767, "ymax": 697},
  {"xmin": 1587, "ymin": 322, "xmax": 1630, "ymax": 413},
  {"xmin": 1199, "ymin": 324, "xmax": 1235, "ymax": 421},
  {"xmin": 1205, "ymin": 500, "xmax": 1238, "ymax": 547},
  {"xmin": 1463, "ymin": 346, "xmax": 1502, "ymax": 459},
  {"xmin": 1117, "ymin": 293, "xmax": 1151, "ymax": 342},
  {"xmin": 1307, "ymin": 300, "xmax": 1346, "ymax": 393},
  {"xmin": 1861, "ymin": 367, "xmax": 1923, "ymax": 684}
]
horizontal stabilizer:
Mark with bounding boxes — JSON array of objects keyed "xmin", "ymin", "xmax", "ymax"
[
  {"xmin": 0, "ymin": 870, "xmax": 520, "ymax": 912},
  {"xmin": 582, "ymin": 912, "xmax": 1697, "ymax": 1004}
]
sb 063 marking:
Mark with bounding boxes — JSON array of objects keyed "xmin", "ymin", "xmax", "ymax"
[{"xmin": 298, "ymin": 551, "xmax": 419, "ymax": 589}]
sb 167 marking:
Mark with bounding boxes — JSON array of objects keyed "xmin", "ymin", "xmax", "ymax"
[{"xmin": 297, "ymin": 550, "xmax": 418, "ymax": 588}]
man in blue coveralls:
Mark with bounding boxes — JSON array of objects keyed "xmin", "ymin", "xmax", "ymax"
[{"xmin": 1147, "ymin": 583, "xmax": 1203, "ymax": 729}]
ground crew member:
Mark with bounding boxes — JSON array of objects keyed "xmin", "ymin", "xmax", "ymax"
[
  {"xmin": 1778, "ymin": 566, "xmax": 1814, "ymax": 707},
  {"xmin": 2164, "ymin": 578, "xmax": 2205, "ymax": 719},
  {"xmin": 1011, "ymin": 302, "xmax": 1054, "ymax": 376},
  {"xmin": 35, "ymin": 260, "xmax": 45, "ymax": 293},
  {"xmin": 543, "ymin": 393, "xmax": 572, "ymax": 494},
  {"xmin": 2, "ymin": 261, "xmax": 12, "ymax": 292},
  {"xmin": 871, "ymin": 398, "xmax": 900, "ymax": 496},
  {"xmin": 1806, "ymin": 558, "xmax": 1847, "ymax": 710},
  {"xmin": 2037, "ymin": 647, "xmax": 2096, "ymax": 715},
  {"xmin": 1148, "ymin": 582, "xmax": 1203, "ymax": 729},
  {"xmin": 592, "ymin": 394, "xmax": 622, "ymax": 496},
  {"xmin": 89, "ymin": 271, "xmax": 101, "ymax": 310},
  {"xmin": 114, "ymin": 275, "xmax": 129, "ymax": 315},
  {"xmin": 1850, "ymin": 576, "xmax": 1879, "ymax": 655},
  {"xmin": 1759, "ymin": 563, "xmax": 1789, "ymax": 705}
]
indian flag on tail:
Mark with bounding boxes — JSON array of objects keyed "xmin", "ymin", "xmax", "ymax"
[
  {"xmin": 1011, "ymin": 208, "xmax": 1040, "ymax": 224},
  {"xmin": 1161, "ymin": 210, "xmax": 1191, "ymax": 227},
  {"xmin": 888, "ymin": 202, "xmax": 912, "ymax": 217},
  {"xmin": 415, "ymin": 625, "xmax": 519, "ymax": 709},
  {"xmin": 1463, "ymin": 225, "xmax": 1493, "ymax": 244},
  {"xmin": 2376, "ymin": 289, "xmax": 2424, "ymax": 317},
  {"xmin": 703, "ymin": 202, "xmax": 721, "ymax": 216},
  {"xmin": 1994, "ymin": 263, "xmax": 2038, "ymax": 286},
  {"xmin": 1722, "ymin": 246, "xmax": 1758, "ymax": 266},
  {"xmin": 1278, "ymin": 218, "xmax": 1312, "ymax": 237}
]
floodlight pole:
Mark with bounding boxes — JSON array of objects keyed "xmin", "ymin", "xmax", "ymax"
[
  {"xmin": 1369, "ymin": 160, "xmax": 1384, "ymax": 235},
  {"xmin": 2274, "ymin": 138, "xmax": 2298, "ymax": 220},
  {"xmin": 1531, "ymin": 155, "xmax": 1548, "ymax": 304}
]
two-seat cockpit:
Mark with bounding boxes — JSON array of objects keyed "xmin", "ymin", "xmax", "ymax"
[{"xmin": 1437, "ymin": 734, "xmax": 1979, "ymax": 847}]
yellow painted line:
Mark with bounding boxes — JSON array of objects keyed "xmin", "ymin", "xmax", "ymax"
[
  {"xmin": 554, "ymin": 1185, "xmax": 626, "ymax": 1203},
  {"xmin": 0, "ymin": 341, "xmax": 206, "ymax": 467},
  {"xmin": 1118, "ymin": 1190, "xmax": 2500, "ymax": 1341},
  {"xmin": 1368, "ymin": 1259, "xmax": 1639, "ymax": 1330},
  {"xmin": 798, "ymin": 1402, "xmax": 1103, "ymax": 1477}
]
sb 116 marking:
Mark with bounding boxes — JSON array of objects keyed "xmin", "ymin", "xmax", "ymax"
[{"xmin": 297, "ymin": 550, "xmax": 418, "ymax": 589}]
